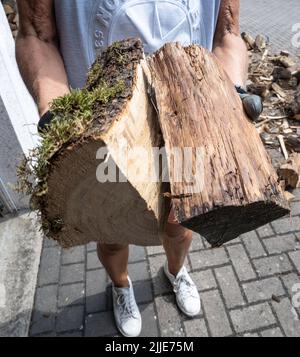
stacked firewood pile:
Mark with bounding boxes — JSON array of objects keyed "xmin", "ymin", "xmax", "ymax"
[
  {"xmin": 242, "ymin": 33, "xmax": 300, "ymax": 198},
  {"xmin": 2, "ymin": 0, "xmax": 18, "ymax": 39}
]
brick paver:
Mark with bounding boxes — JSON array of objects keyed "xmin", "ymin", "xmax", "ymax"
[
  {"xmin": 242, "ymin": 277, "xmax": 285, "ymax": 304},
  {"xmin": 184, "ymin": 318, "xmax": 209, "ymax": 337},
  {"xmin": 29, "ymin": 1, "xmax": 300, "ymax": 337},
  {"xmin": 201, "ymin": 290, "xmax": 233, "ymax": 337},
  {"xmin": 215, "ymin": 266, "xmax": 245, "ymax": 308}
]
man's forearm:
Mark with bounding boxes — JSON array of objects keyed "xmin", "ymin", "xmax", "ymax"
[
  {"xmin": 16, "ymin": 36, "xmax": 70, "ymax": 115},
  {"xmin": 16, "ymin": 0, "xmax": 70, "ymax": 116},
  {"xmin": 212, "ymin": 0, "xmax": 248, "ymax": 86},
  {"xmin": 213, "ymin": 34, "xmax": 248, "ymax": 86}
]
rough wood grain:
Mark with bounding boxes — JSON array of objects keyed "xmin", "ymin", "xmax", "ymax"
[
  {"xmin": 146, "ymin": 43, "xmax": 290, "ymax": 246},
  {"xmin": 278, "ymin": 153, "xmax": 300, "ymax": 188}
]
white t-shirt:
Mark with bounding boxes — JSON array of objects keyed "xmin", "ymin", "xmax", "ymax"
[{"xmin": 54, "ymin": 0, "xmax": 221, "ymax": 88}]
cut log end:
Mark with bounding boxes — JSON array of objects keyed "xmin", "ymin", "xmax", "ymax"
[
  {"xmin": 42, "ymin": 38, "xmax": 168, "ymax": 248},
  {"xmin": 180, "ymin": 201, "xmax": 289, "ymax": 247},
  {"xmin": 45, "ymin": 140, "xmax": 167, "ymax": 248}
]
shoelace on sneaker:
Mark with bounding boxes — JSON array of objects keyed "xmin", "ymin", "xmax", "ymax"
[
  {"xmin": 116, "ymin": 292, "xmax": 138, "ymax": 323},
  {"xmin": 173, "ymin": 275, "xmax": 198, "ymax": 298}
]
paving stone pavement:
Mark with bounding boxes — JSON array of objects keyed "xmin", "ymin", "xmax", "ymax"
[
  {"xmin": 240, "ymin": 0, "xmax": 300, "ymax": 59},
  {"xmin": 29, "ymin": 2, "xmax": 300, "ymax": 337},
  {"xmin": 30, "ymin": 191, "xmax": 300, "ymax": 337}
]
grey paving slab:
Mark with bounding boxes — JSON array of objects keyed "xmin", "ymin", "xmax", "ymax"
[
  {"xmin": 85, "ymin": 311, "xmax": 118, "ymax": 337},
  {"xmin": 154, "ymin": 295, "xmax": 185, "ymax": 337},
  {"xmin": 215, "ymin": 266, "xmax": 245, "ymax": 308},
  {"xmin": 241, "ymin": 232, "xmax": 266, "ymax": 258},
  {"xmin": 60, "ymin": 263, "xmax": 85, "ymax": 285},
  {"xmin": 56, "ymin": 305, "xmax": 84, "ymax": 333},
  {"xmin": 263, "ymin": 234, "xmax": 299, "ymax": 255},
  {"xmin": 129, "ymin": 246, "xmax": 147, "ymax": 263},
  {"xmin": 149, "ymin": 254, "xmax": 173, "ymax": 296},
  {"xmin": 201, "ymin": 289, "xmax": 233, "ymax": 337},
  {"xmin": 261, "ymin": 327, "xmax": 284, "ymax": 337},
  {"xmin": 0, "ymin": 212, "xmax": 43, "ymax": 337},
  {"xmin": 128, "ymin": 261, "xmax": 151, "ymax": 282},
  {"xmin": 227, "ymin": 244, "xmax": 256, "ymax": 281},
  {"xmin": 37, "ymin": 247, "xmax": 61, "ymax": 286},
  {"xmin": 253, "ymin": 254, "xmax": 293, "ymax": 278},
  {"xmin": 289, "ymin": 251, "xmax": 300, "ymax": 273},
  {"xmin": 139, "ymin": 303, "xmax": 159, "ymax": 337},
  {"xmin": 183, "ymin": 318, "xmax": 209, "ymax": 337},
  {"xmin": 132, "ymin": 279, "xmax": 154, "ymax": 304},
  {"xmin": 30, "ymin": 315, "xmax": 56, "ymax": 336},
  {"xmin": 230, "ymin": 303, "xmax": 276, "ymax": 333},
  {"xmin": 272, "ymin": 298, "xmax": 300, "ymax": 337},
  {"xmin": 190, "ymin": 269, "xmax": 217, "ymax": 292},
  {"xmin": 32, "ymin": 285, "xmax": 58, "ymax": 316},
  {"xmin": 240, "ymin": 0, "xmax": 300, "ymax": 57},
  {"xmin": 58, "ymin": 283, "xmax": 85, "ymax": 307},
  {"xmin": 62, "ymin": 246, "xmax": 85, "ymax": 265},
  {"xmin": 190, "ymin": 248, "xmax": 228, "ymax": 270},
  {"xmin": 272, "ymin": 217, "xmax": 300, "ymax": 235},
  {"xmin": 86, "ymin": 269, "xmax": 108, "ymax": 313},
  {"xmin": 256, "ymin": 224, "xmax": 275, "ymax": 239},
  {"xmin": 87, "ymin": 251, "xmax": 103, "ymax": 270},
  {"xmin": 242, "ymin": 277, "xmax": 285, "ymax": 303}
]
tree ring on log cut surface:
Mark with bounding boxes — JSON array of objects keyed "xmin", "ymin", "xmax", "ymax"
[
  {"xmin": 41, "ymin": 38, "xmax": 169, "ymax": 248},
  {"xmin": 46, "ymin": 140, "xmax": 167, "ymax": 248}
]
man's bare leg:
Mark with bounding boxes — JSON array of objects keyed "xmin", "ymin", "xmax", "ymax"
[
  {"xmin": 163, "ymin": 210, "xmax": 193, "ymax": 276},
  {"xmin": 97, "ymin": 242, "xmax": 142, "ymax": 336},
  {"xmin": 97, "ymin": 243, "xmax": 129, "ymax": 287},
  {"xmin": 162, "ymin": 209, "xmax": 200, "ymax": 316}
]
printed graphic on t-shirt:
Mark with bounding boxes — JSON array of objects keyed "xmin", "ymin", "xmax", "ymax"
[{"xmin": 88, "ymin": 0, "xmax": 205, "ymax": 62}]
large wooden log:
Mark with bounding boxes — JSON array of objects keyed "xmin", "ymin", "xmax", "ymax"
[
  {"xmin": 42, "ymin": 39, "xmax": 169, "ymax": 248},
  {"xmin": 145, "ymin": 43, "xmax": 290, "ymax": 246},
  {"xmin": 32, "ymin": 39, "xmax": 290, "ymax": 248}
]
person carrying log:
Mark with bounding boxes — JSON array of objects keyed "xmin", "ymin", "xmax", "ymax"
[{"xmin": 16, "ymin": 0, "xmax": 263, "ymax": 337}]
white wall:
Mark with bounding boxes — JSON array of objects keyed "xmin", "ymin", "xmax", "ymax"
[{"xmin": 0, "ymin": 3, "xmax": 39, "ymax": 211}]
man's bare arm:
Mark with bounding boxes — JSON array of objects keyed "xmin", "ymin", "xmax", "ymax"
[
  {"xmin": 16, "ymin": 0, "xmax": 70, "ymax": 115},
  {"xmin": 213, "ymin": 0, "xmax": 248, "ymax": 86}
]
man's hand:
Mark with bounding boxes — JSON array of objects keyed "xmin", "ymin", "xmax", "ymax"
[
  {"xmin": 213, "ymin": 0, "xmax": 263, "ymax": 120},
  {"xmin": 16, "ymin": 0, "xmax": 70, "ymax": 117}
]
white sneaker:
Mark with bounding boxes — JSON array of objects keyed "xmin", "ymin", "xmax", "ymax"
[
  {"xmin": 164, "ymin": 261, "xmax": 201, "ymax": 317},
  {"xmin": 112, "ymin": 276, "xmax": 142, "ymax": 337}
]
